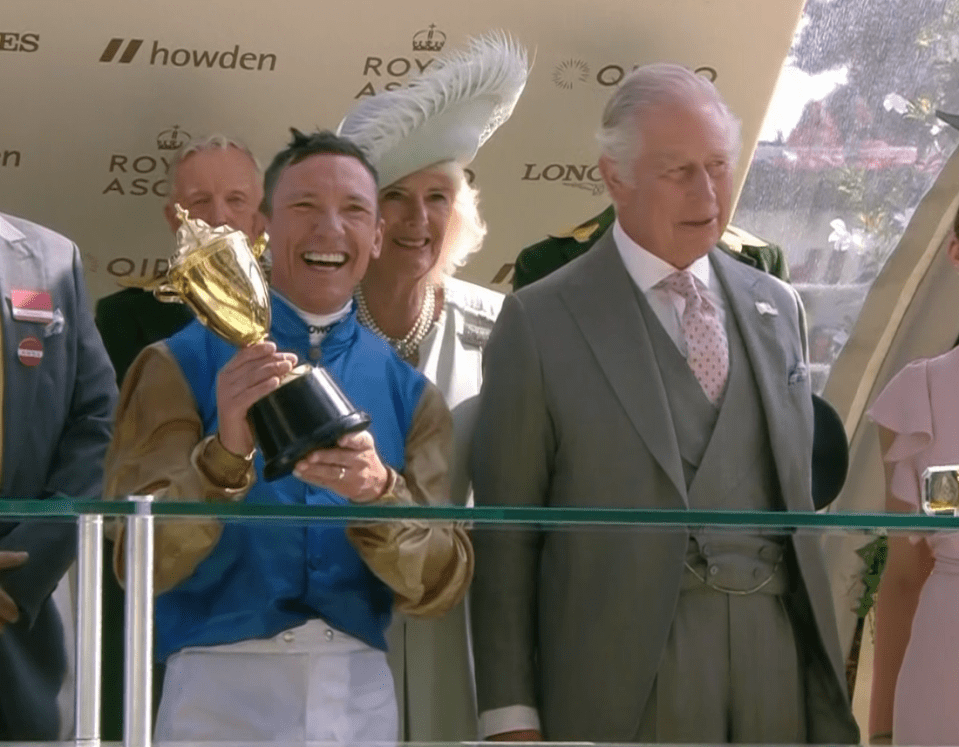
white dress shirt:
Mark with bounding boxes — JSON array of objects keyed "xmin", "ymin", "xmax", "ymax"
[
  {"xmin": 478, "ymin": 220, "xmax": 728, "ymax": 739},
  {"xmin": 612, "ymin": 219, "xmax": 727, "ymax": 355}
]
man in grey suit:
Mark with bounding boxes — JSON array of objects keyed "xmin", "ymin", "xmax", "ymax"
[
  {"xmin": 470, "ymin": 64, "xmax": 859, "ymax": 743},
  {"xmin": 0, "ymin": 212, "xmax": 117, "ymax": 740}
]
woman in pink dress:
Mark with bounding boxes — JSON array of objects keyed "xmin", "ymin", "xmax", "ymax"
[{"xmin": 868, "ymin": 215, "xmax": 959, "ymax": 746}]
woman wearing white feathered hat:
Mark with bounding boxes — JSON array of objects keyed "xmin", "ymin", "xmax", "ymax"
[{"xmin": 337, "ymin": 31, "xmax": 529, "ymax": 742}]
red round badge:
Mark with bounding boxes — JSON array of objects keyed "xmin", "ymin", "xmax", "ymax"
[{"xmin": 17, "ymin": 337, "xmax": 43, "ymax": 367}]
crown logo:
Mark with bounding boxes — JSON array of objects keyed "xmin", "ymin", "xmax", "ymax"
[
  {"xmin": 156, "ymin": 125, "xmax": 190, "ymax": 151},
  {"xmin": 412, "ymin": 24, "xmax": 446, "ymax": 53}
]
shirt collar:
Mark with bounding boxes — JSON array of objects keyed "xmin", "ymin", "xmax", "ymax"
[
  {"xmin": 275, "ymin": 294, "xmax": 352, "ymax": 330},
  {"xmin": 269, "ymin": 290, "xmax": 358, "ymax": 353},
  {"xmin": 612, "ymin": 218, "xmax": 712, "ymax": 293},
  {"xmin": 0, "ymin": 215, "xmax": 26, "ymax": 244}
]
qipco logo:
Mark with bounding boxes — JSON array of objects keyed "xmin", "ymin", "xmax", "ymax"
[{"xmin": 594, "ymin": 64, "xmax": 717, "ymax": 88}]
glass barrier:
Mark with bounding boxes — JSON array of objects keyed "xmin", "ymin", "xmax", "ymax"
[
  {"xmin": 733, "ymin": 0, "xmax": 959, "ymax": 395},
  {"xmin": 1, "ymin": 501, "xmax": 955, "ymax": 747}
]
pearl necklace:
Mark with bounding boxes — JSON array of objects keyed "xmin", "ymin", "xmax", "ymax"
[{"xmin": 355, "ymin": 283, "xmax": 437, "ymax": 361}]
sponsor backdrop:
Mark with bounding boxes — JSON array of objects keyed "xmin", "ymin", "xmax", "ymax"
[{"xmin": 0, "ymin": 0, "xmax": 804, "ymax": 300}]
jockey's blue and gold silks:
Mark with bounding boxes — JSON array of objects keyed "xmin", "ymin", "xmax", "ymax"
[{"xmin": 156, "ymin": 294, "xmax": 426, "ymax": 660}]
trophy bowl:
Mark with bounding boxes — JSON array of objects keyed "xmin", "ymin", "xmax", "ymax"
[
  {"xmin": 160, "ymin": 228, "xmax": 272, "ymax": 345},
  {"xmin": 155, "ymin": 205, "xmax": 372, "ymax": 481}
]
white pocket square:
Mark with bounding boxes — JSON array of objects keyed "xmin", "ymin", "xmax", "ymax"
[
  {"xmin": 788, "ymin": 362, "xmax": 809, "ymax": 385},
  {"xmin": 43, "ymin": 308, "xmax": 65, "ymax": 337},
  {"xmin": 755, "ymin": 301, "xmax": 779, "ymax": 316}
]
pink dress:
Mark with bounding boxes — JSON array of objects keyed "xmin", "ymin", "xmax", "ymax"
[{"xmin": 869, "ymin": 347, "xmax": 959, "ymax": 745}]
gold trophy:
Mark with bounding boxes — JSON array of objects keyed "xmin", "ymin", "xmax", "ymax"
[{"xmin": 148, "ymin": 205, "xmax": 371, "ymax": 481}]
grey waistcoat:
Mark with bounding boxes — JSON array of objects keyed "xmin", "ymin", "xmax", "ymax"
[{"xmin": 635, "ymin": 285, "xmax": 783, "ymax": 511}]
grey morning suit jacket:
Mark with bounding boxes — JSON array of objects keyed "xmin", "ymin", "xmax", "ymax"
[
  {"xmin": 0, "ymin": 214, "xmax": 117, "ymax": 740},
  {"xmin": 469, "ymin": 229, "xmax": 859, "ymax": 743}
]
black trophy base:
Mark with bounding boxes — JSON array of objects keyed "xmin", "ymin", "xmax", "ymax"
[{"xmin": 249, "ymin": 365, "xmax": 372, "ymax": 482}]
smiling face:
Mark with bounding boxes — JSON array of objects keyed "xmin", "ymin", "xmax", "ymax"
[
  {"xmin": 371, "ymin": 165, "xmax": 457, "ymax": 284},
  {"xmin": 265, "ymin": 153, "xmax": 382, "ymax": 314},
  {"xmin": 600, "ymin": 94, "xmax": 734, "ymax": 269},
  {"xmin": 164, "ymin": 146, "xmax": 264, "ymax": 240}
]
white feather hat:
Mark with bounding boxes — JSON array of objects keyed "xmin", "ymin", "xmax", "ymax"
[{"xmin": 337, "ymin": 31, "xmax": 529, "ymax": 188}]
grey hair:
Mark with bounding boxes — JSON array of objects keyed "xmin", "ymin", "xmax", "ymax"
[
  {"xmin": 385, "ymin": 161, "xmax": 487, "ymax": 282},
  {"xmin": 166, "ymin": 133, "xmax": 263, "ymax": 199},
  {"xmin": 596, "ymin": 63, "xmax": 741, "ymax": 177}
]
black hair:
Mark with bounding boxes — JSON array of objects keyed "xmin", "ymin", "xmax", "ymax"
[{"xmin": 260, "ymin": 128, "xmax": 379, "ymax": 216}]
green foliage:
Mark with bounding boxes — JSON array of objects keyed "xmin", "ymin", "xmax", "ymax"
[{"xmin": 854, "ymin": 534, "xmax": 888, "ymax": 618}]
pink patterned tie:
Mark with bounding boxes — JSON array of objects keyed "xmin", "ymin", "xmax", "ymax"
[{"xmin": 661, "ymin": 270, "xmax": 729, "ymax": 405}]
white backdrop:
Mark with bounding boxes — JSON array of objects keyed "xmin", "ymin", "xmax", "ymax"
[{"xmin": 0, "ymin": 0, "xmax": 804, "ymax": 301}]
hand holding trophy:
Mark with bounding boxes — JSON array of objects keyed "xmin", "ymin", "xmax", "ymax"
[{"xmin": 152, "ymin": 205, "xmax": 371, "ymax": 480}]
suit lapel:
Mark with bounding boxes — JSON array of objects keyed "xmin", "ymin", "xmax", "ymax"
[
  {"xmin": 711, "ymin": 251, "xmax": 811, "ymax": 509},
  {"xmin": 559, "ymin": 232, "xmax": 686, "ymax": 503},
  {"xmin": 0, "ymin": 230, "xmax": 49, "ymax": 492}
]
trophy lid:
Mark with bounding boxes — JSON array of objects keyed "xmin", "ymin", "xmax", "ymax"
[
  {"xmin": 147, "ymin": 204, "xmax": 272, "ymax": 346},
  {"xmin": 172, "ymin": 204, "xmax": 268, "ymax": 263},
  {"xmin": 173, "ymin": 205, "xmax": 242, "ymax": 259}
]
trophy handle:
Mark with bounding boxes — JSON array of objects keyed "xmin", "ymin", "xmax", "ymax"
[
  {"xmin": 115, "ymin": 275, "xmax": 184, "ymax": 304},
  {"xmin": 153, "ymin": 285, "xmax": 186, "ymax": 304},
  {"xmin": 251, "ymin": 233, "xmax": 269, "ymax": 260},
  {"xmin": 115, "ymin": 276, "xmax": 157, "ymax": 290}
]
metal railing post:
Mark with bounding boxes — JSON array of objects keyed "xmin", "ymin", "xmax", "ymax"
[
  {"xmin": 75, "ymin": 513, "xmax": 103, "ymax": 744},
  {"xmin": 123, "ymin": 495, "xmax": 154, "ymax": 747}
]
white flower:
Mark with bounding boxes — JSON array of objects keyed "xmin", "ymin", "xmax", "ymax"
[
  {"xmin": 828, "ymin": 218, "xmax": 868, "ymax": 254},
  {"xmin": 883, "ymin": 93, "xmax": 912, "ymax": 115},
  {"xmin": 893, "ymin": 209, "xmax": 915, "ymax": 229},
  {"xmin": 828, "ymin": 218, "xmax": 849, "ymax": 245}
]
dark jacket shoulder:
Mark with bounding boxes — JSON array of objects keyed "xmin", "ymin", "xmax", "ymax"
[
  {"xmin": 95, "ymin": 288, "xmax": 194, "ymax": 384},
  {"xmin": 512, "ymin": 206, "xmax": 616, "ymax": 290}
]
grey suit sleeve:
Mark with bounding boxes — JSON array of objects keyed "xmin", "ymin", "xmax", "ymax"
[
  {"xmin": 0, "ymin": 245, "xmax": 118, "ymax": 625},
  {"xmin": 470, "ymin": 292, "xmax": 555, "ymax": 715},
  {"xmin": 772, "ymin": 276, "xmax": 809, "ymax": 364}
]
